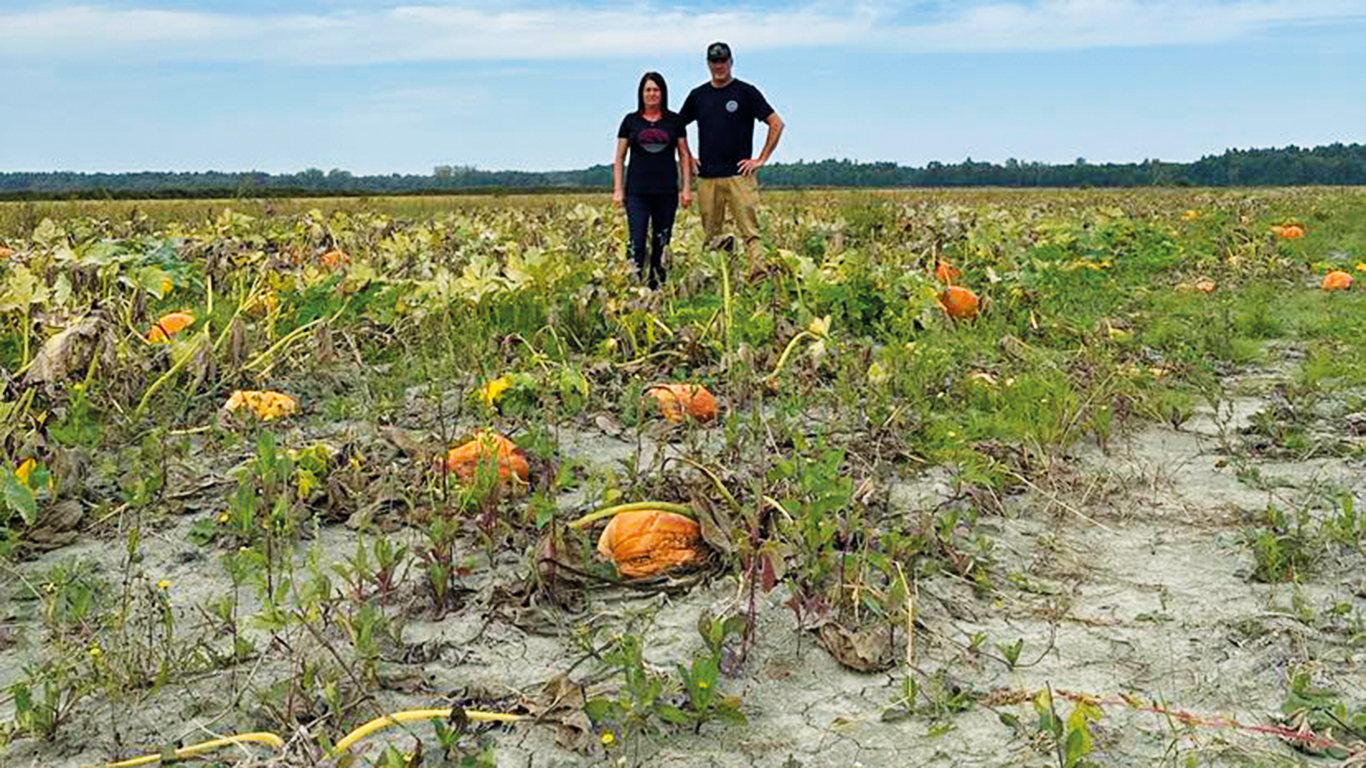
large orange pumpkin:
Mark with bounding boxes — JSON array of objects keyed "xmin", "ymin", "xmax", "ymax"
[
  {"xmin": 939, "ymin": 286, "xmax": 979, "ymax": 319},
  {"xmin": 444, "ymin": 432, "xmax": 529, "ymax": 487},
  {"xmin": 647, "ymin": 384, "xmax": 717, "ymax": 423},
  {"xmin": 596, "ymin": 509, "xmax": 703, "ymax": 578},
  {"xmin": 1321, "ymin": 271, "xmax": 1354, "ymax": 291},
  {"xmin": 145, "ymin": 312, "xmax": 195, "ymax": 343},
  {"xmin": 934, "ymin": 261, "xmax": 961, "ymax": 284}
]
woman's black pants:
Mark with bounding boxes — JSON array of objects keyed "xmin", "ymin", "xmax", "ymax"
[{"xmin": 625, "ymin": 192, "xmax": 677, "ymax": 288}]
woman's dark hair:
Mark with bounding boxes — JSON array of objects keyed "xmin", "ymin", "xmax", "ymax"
[{"xmin": 636, "ymin": 71, "xmax": 668, "ymax": 114}]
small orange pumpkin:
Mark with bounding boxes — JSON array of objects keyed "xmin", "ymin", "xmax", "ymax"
[
  {"xmin": 319, "ymin": 249, "xmax": 350, "ymax": 269},
  {"xmin": 145, "ymin": 311, "xmax": 195, "ymax": 343},
  {"xmin": 596, "ymin": 509, "xmax": 703, "ymax": 578},
  {"xmin": 0, "ymin": 245, "xmax": 13, "ymax": 260},
  {"xmin": 1321, "ymin": 271, "xmax": 1354, "ymax": 291},
  {"xmin": 939, "ymin": 286, "xmax": 979, "ymax": 319},
  {"xmin": 1271, "ymin": 224, "xmax": 1305, "ymax": 239},
  {"xmin": 1194, "ymin": 279, "xmax": 1216, "ymax": 293},
  {"xmin": 647, "ymin": 384, "xmax": 717, "ymax": 423},
  {"xmin": 933, "ymin": 261, "xmax": 961, "ymax": 284},
  {"xmin": 444, "ymin": 432, "xmax": 529, "ymax": 486}
]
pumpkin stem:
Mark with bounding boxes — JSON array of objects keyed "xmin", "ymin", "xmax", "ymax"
[
  {"xmin": 677, "ymin": 457, "xmax": 743, "ymax": 514},
  {"xmin": 567, "ymin": 501, "xmax": 696, "ymax": 529},
  {"xmin": 331, "ymin": 708, "xmax": 524, "ymax": 755},
  {"xmin": 765, "ymin": 329, "xmax": 817, "ymax": 388}
]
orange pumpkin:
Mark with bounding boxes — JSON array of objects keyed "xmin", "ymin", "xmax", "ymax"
[
  {"xmin": 647, "ymin": 384, "xmax": 717, "ymax": 423},
  {"xmin": 934, "ymin": 261, "xmax": 961, "ymax": 284},
  {"xmin": 319, "ymin": 249, "xmax": 350, "ymax": 269},
  {"xmin": 145, "ymin": 312, "xmax": 196, "ymax": 343},
  {"xmin": 1321, "ymin": 271, "xmax": 1354, "ymax": 291},
  {"xmin": 939, "ymin": 286, "xmax": 979, "ymax": 319},
  {"xmin": 444, "ymin": 432, "xmax": 529, "ymax": 487},
  {"xmin": 1194, "ymin": 279, "xmax": 1216, "ymax": 293},
  {"xmin": 1271, "ymin": 224, "xmax": 1305, "ymax": 239},
  {"xmin": 596, "ymin": 509, "xmax": 703, "ymax": 578},
  {"xmin": 0, "ymin": 245, "xmax": 13, "ymax": 260}
]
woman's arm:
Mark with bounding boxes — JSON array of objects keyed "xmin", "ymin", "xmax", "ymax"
[
  {"xmin": 677, "ymin": 136, "xmax": 693, "ymax": 208},
  {"xmin": 612, "ymin": 137, "xmax": 629, "ymax": 208}
]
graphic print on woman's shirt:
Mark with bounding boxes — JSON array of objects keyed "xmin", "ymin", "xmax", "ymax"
[{"xmin": 637, "ymin": 127, "xmax": 672, "ymax": 154}]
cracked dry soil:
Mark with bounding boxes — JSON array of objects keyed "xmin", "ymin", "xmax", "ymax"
[{"xmin": 3, "ymin": 363, "xmax": 1364, "ymax": 768}]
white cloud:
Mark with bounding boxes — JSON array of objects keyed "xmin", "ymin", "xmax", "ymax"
[
  {"xmin": 878, "ymin": 0, "xmax": 1366, "ymax": 51},
  {"xmin": 0, "ymin": 1, "xmax": 1363, "ymax": 64}
]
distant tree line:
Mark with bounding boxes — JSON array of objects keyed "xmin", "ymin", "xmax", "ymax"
[{"xmin": 2, "ymin": 143, "xmax": 1365, "ymax": 200}]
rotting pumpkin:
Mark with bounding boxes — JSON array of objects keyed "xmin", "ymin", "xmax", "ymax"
[
  {"xmin": 1321, "ymin": 271, "xmax": 1354, "ymax": 291},
  {"xmin": 647, "ymin": 384, "xmax": 717, "ymax": 423},
  {"xmin": 596, "ymin": 508, "xmax": 703, "ymax": 578},
  {"xmin": 939, "ymin": 286, "xmax": 979, "ymax": 319},
  {"xmin": 222, "ymin": 390, "xmax": 297, "ymax": 422},
  {"xmin": 444, "ymin": 431, "xmax": 529, "ymax": 487},
  {"xmin": 145, "ymin": 312, "xmax": 195, "ymax": 343}
]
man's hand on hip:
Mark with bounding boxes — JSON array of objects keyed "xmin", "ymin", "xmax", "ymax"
[{"xmin": 738, "ymin": 158, "xmax": 765, "ymax": 175}]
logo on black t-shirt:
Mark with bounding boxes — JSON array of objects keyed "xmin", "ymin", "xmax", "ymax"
[
  {"xmin": 725, "ymin": 100, "xmax": 738, "ymax": 113},
  {"xmin": 637, "ymin": 127, "xmax": 670, "ymax": 154}
]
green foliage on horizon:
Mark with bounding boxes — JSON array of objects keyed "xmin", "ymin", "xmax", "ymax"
[{"xmin": 4, "ymin": 142, "xmax": 1366, "ymax": 201}]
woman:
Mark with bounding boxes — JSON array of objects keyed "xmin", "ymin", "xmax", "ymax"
[{"xmin": 612, "ymin": 72, "xmax": 692, "ymax": 289}]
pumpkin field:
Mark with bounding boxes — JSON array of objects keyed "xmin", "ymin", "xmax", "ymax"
[{"xmin": 1, "ymin": 187, "xmax": 1364, "ymax": 768}]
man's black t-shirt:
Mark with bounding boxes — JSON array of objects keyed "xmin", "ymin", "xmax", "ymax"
[
  {"xmin": 617, "ymin": 112, "xmax": 684, "ymax": 194},
  {"xmin": 678, "ymin": 79, "xmax": 774, "ymax": 179}
]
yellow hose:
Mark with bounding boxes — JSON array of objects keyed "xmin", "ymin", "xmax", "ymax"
[
  {"xmin": 91, "ymin": 732, "xmax": 284, "ymax": 768},
  {"xmin": 332, "ymin": 708, "xmax": 524, "ymax": 754}
]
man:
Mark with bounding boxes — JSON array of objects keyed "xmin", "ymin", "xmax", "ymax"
[{"xmin": 678, "ymin": 41, "xmax": 785, "ymax": 274}]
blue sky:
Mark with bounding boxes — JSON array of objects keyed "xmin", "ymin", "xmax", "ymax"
[{"xmin": 1, "ymin": 1, "xmax": 1364, "ymax": 174}]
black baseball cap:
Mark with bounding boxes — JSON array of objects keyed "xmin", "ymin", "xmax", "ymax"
[{"xmin": 706, "ymin": 42, "xmax": 731, "ymax": 61}]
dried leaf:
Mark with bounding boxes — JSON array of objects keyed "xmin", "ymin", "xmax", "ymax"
[
  {"xmin": 815, "ymin": 622, "xmax": 897, "ymax": 673},
  {"xmin": 22, "ymin": 315, "xmax": 104, "ymax": 391}
]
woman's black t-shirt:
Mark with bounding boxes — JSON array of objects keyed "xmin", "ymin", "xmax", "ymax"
[{"xmin": 618, "ymin": 112, "xmax": 683, "ymax": 194}]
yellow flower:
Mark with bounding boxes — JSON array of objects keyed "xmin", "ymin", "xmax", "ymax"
[
  {"xmin": 159, "ymin": 278, "xmax": 174, "ymax": 295},
  {"xmin": 1356, "ymin": 263, "xmax": 1366, "ymax": 273},
  {"xmin": 696, "ymin": 680, "xmax": 709, "ymax": 689},
  {"xmin": 88, "ymin": 645, "xmax": 102, "ymax": 658},
  {"xmin": 15, "ymin": 458, "xmax": 35, "ymax": 484},
  {"xmin": 479, "ymin": 375, "xmax": 513, "ymax": 406},
  {"xmin": 600, "ymin": 731, "xmax": 616, "ymax": 746},
  {"xmin": 157, "ymin": 580, "xmax": 171, "ymax": 590},
  {"xmin": 217, "ymin": 512, "xmax": 230, "ymax": 523}
]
